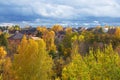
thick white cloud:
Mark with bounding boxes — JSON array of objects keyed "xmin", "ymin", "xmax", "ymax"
[
  {"xmin": 0, "ymin": 0, "xmax": 120, "ymax": 20},
  {"xmin": 30, "ymin": 2, "xmax": 75, "ymax": 18},
  {"xmin": 47, "ymin": 0, "xmax": 120, "ymax": 17},
  {"xmin": 39, "ymin": 0, "xmax": 120, "ymax": 17}
]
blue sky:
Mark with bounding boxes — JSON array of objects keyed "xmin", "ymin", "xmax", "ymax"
[{"xmin": 0, "ymin": 0, "xmax": 120, "ymax": 27}]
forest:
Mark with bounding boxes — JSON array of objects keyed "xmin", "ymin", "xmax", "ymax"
[{"xmin": 0, "ymin": 25, "xmax": 120, "ymax": 80}]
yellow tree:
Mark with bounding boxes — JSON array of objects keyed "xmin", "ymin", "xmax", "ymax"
[
  {"xmin": 51, "ymin": 24, "xmax": 63, "ymax": 33},
  {"xmin": 36, "ymin": 26, "xmax": 41, "ymax": 31},
  {"xmin": 65, "ymin": 27, "xmax": 72, "ymax": 34},
  {"xmin": 44, "ymin": 31, "xmax": 56, "ymax": 58},
  {"xmin": 36, "ymin": 26, "xmax": 47, "ymax": 33},
  {"xmin": 13, "ymin": 35, "xmax": 28, "ymax": 56},
  {"xmin": 36, "ymin": 26, "xmax": 49, "ymax": 42},
  {"xmin": 0, "ymin": 47, "xmax": 6, "ymax": 64},
  {"xmin": 36, "ymin": 26, "xmax": 48, "ymax": 38},
  {"xmin": 37, "ymin": 26, "xmax": 56, "ymax": 57},
  {"xmin": 3, "ymin": 58, "xmax": 13, "ymax": 80},
  {"xmin": 47, "ymin": 31, "xmax": 56, "ymax": 51},
  {"xmin": 114, "ymin": 27, "xmax": 120, "ymax": 39},
  {"xmin": 0, "ymin": 47, "xmax": 7, "ymax": 80},
  {"xmin": 13, "ymin": 37, "xmax": 53, "ymax": 80}
]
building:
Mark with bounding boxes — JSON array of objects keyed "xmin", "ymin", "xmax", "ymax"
[{"xmin": 8, "ymin": 31, "xmax": 23, "ymax": 45}]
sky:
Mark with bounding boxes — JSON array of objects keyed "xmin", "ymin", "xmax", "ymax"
[{"xmin": 0, "ymin": 0, "xmax": 120, "ymax": 27}]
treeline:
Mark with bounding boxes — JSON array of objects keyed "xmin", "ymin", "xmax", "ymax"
[{"xmin": 0, "ymin": 25, "xmax": 120, "ymax": 80}]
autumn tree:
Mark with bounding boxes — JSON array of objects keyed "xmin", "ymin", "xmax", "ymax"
[
  {"xmin": 62, "ymin": 44, "xmax": 120, "ymax": 80},
  {"xmin": 51, "ymin": 24, "xmax": 63, "ymax": 33},
  {"xmin": 65, "ymin": 27, "xmax": 72, "ymax": 34},
  {"xmin": 0, "ymin": 47, "xmax": 7, "ymax": 80},
  {"xmin": 36, "ymin": 26, "xmax": 47, "ymax": 33},
  {"xmin": 71, "ymin": 34, "xmax": 85, "ymax": 56},
  {"xmin": 47, "ymin": 31, "xmax": 56, "ymax": 58},
  {"xmin": 0, "ymin": 47, "xmax": 7, "ymax": 70},
  {"xmin": 3, "ymin": 58, "xmax": 13, "ymax": 80},
  {"xmin": 36, "ymin": 26, "xmax": 43, "ymax": 37},
  {"xmin": 114, "ymin": 27, "xmax": 120, "ymax": 39},
  {"xmin": 62, "ymin": 37, "xmax": 89, "ymax": 80},
  {"xmin": 12, "ymin": 36, "xmax": 53, "ymax": 80},
  {"xmin": 42, "ymin": 30, "xmax": 56, "ymax": 51},
  {"xmin": 84, "ymin": 44, "xmax": 120, "ymax": 80},
  {"xmin": 37, "ymin": 27, "xmax": 56, "ymax": 58},
  {"xmin": 59, "ymin": 32, "xmax": 78, "ymax": 59}
]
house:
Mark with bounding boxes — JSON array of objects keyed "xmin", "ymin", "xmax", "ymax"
[
  {"xmin": 8, "ymin": 31, "xmax": 23, "ymax": 45},
  {"xmin": 102, "ymin": 27, "xmax": 109, "ymax": 33},
  {"xmin": 86, "ymin": 27, "xmax": 95, "ymax": 32},
  {"xmin": 31, "ymin": 37, "xmax": 41, "ymax": 40},
  {"xmin": 72, "ymin": 28, "xmax": 78, "ymax": 32},
  {"xmin": 20, "ymin": 28, "xmax": 37, "ymax": 36}
]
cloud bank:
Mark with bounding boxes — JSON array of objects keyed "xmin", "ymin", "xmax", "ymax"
[{"xmin": 0, "ymin": 0, "xmax": 120, "ymax": 26}]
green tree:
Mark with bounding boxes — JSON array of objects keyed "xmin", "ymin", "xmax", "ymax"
[
  {"xmin": 0, "ymin": 33, "xmax": 8, "ymax": 48},
  {"xmin": 14, "ymin": 25, "xmax": 21, "ymax": 31},
  {"xmin": 60, "ymin": 33, "xmax": 77, "ymax": 58},
  {"xmin": 62, "ymin": 44, "xmax": 120, "ymax": 80}
]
